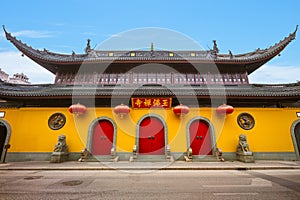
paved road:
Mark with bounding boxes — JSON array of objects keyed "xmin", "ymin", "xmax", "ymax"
[{"xmin": 0, "ymin": 169, "xmax": 300, "ymax": 199}]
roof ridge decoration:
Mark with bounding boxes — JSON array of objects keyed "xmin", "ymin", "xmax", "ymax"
[
  {"xmin": 0, "ymin": 80, "xmax": 299, "ymax": 99},
  {"xmin": 2, "ymin": 25, "xmax": 298, "ymax": 75}
]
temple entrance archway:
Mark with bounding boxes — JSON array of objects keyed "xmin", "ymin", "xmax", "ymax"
[
  {"xmin": 291, "ymin": 120, "xmax": 300, "ymax": 158},
  {"xmin": 0, "ymin": 120, "xmax": 11, "ymax": 162},
  {"xmin": 0, "ymin": 123, "xmax": 7, "ymax": 160},
  {"xmin": 88, "ymin": 117, "xmax": 117, "ymax": 156},
  {"xmin": 138, "ymin": 116, "xmax": 166, "ymax": 155},
  {"xmin": 187, "ymin": 118, "xmax": 214, "ymax": 156}
]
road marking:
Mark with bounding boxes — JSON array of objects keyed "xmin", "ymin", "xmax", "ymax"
[
  {"xmin": 247, "ymin": 170, "xmax": 300, "ymax": 193},
  {"xmin": 214, "ymin": 192, "xmax": 258, "ymax": 196},
  {"xmin": 251, "ymin": 178, "xmax": 272, "ymax": 186},
  {"xmin": 203, "ymin": 178, "xmax": 272, "ymax": 188}
]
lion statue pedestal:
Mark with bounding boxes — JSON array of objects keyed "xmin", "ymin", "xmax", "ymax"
[
  {"xmin": 50, "ymin": 134, "xmax": 69, "ymax": 163},
  {"xmin": 236, "ymin": 134, "xmax": 254, "ymax": 163}
]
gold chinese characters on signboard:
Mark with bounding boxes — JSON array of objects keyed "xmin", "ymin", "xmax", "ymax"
[{"xmin": 131, "ymin": 98, "xmax": 172, "ymax": 109}]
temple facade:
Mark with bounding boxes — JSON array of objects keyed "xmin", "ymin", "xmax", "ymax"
[{"xmin": 0, "ymin": 25, "xmax": 300, "ymax": 162}]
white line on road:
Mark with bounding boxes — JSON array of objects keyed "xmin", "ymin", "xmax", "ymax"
[
  {"xmin": 203, "ymin": 178, "xmax": 272, "ymax": 188},
  {"xmin": 213, "ymin": 192, "xmax": 259, "ymax": 196}
]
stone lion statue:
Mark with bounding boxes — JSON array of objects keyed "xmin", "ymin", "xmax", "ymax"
[
  {"xmin": 237, "ymin": 134, "xmax": 251, "ymax": 154},
  {"xmin": 53, "ymin": 134, "xmax": 68, "ymax": 153}
]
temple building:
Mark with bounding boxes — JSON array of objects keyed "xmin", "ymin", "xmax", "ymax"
[
  {"xmin": 8, "ymin": 72, "xmax": 30, "ymax": 84},
  {"xmin": 0, "ymin": 69, "xmax": 30, "ymax": 84},
  {"xmin": 0, "ymin": 25, "xmax": 300, "ymax": 162}
]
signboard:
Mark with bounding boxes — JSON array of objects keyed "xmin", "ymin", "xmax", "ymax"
[{"xmin": 131, "ymin": 98, "xmax": 172, "ymax": 109}]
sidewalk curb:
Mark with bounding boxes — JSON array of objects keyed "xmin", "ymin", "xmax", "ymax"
[{"xmin": 1, "ymin": 165, "xmax": 300, "ymax": 171}]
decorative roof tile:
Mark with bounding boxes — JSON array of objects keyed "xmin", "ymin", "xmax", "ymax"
[
  {"xmin": 0, "ymin": 81, "xmax": 299, "ymax": 99},
  {"xmin": 3, "ymin": 25, "xmax": 297, "ymax": 75}
]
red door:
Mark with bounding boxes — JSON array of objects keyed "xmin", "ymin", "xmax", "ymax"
[
  {"xmin": 91, "ymin": 120, "xmax": 114, "ymax": 155},
  {"xmin": 295, "ymin": 123, "xmax": 300, "ymax": 155},
  {"xmin": 0, "ymin": 123, "xmax": 7, "ymax": 159},
  {"xmin": 189, "ymin": 120, "xmax": 212, "ymax": 155},
  {"xmin": 139, "ymin": 117, "xmax": 165, "ymax": 155}
]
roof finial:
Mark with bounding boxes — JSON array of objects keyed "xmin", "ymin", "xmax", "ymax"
[
  {"xmin": 2, "ymin": 25, "xmax": 8, "ymax": 36},
  {"xmin": 150, "ymin": 42, "xmax": 154, "ymax": 52},
  {"xmin": 289, "ymin": 25, "xmax": 298, "ymax": 40},
  {"xmin": 294, "ymin": 25, "xmax": 298, "ymax": 34},
  {"xmin": 85, "ymin": 39, "xmax": 91, "ymax": 53},
  {"xmin": 213, "ymin": 40, "xmax": 219, "ymax": 53},
  {"xmin": 228, "ymin": 50, "xmax": 233, "ymax": 59}
]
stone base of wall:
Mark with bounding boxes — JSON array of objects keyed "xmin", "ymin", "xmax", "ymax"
[{"xmin": 4, "ymin": 152, "xmax": 299, "ymax": 162}]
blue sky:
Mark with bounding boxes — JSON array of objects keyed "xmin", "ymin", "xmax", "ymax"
[{"xmin": 0, "ymin": 0, "xmax": 299, "ymax": 84}]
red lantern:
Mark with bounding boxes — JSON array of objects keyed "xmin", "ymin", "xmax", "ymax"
[
  {"xmin": 173, "ymin": 104, "xmax": 190, "ymax": 119},
  {"xmin": 114, "ymin": 104, "xmax": 130, "ymax": 119},
  {"xmin": 216, "ymin": 104, "xmax": 234, "ymax": 115},
  {"xmin": 68, "ymin": 103, "xmax": 87, "ymax": 115}
]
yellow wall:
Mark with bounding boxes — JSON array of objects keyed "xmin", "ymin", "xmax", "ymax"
[{"xmin": 0, "ymin": 107, "xmax": 299, "ymax": 153}]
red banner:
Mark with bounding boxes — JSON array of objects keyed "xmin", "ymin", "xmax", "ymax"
[{"xmin": 131, "ymin": 98, "xmax": 172, "ymax": 109}]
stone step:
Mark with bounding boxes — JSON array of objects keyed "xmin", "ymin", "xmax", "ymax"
[
  {"xmin": 192, "ymin": 155, "xmax": 218, "ymax": 162},
  {"xmin": 135, "ymin": 155, "xmax": 169, "ymax": 162},
  {"xmin": 83, "ymin": 155, "xmax": 114, "ymax": 162}
]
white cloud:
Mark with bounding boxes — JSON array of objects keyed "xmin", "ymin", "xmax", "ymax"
[
  {"xmin": 0, "ymin": 51, "xmax": 54, "ymax": 84},
  {"xmin": 12, "ymin": 30, "xmax": 55, "ymax": 38},
  {"xmin": 81, "ymin": 32, "xmax": 97, "ymax": 36},
  {"xmin": 249, "ymin": 65, "xmax": 300, "ymax": 84}
]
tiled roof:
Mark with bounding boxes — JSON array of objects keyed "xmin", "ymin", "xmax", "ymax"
[
  {"xmin": 0, "ymin": 81, "xmax": 299, "ymax": 99},
  {"xmin": 3, "ymin": 25, "xmax": 298, "ymax": 75}
]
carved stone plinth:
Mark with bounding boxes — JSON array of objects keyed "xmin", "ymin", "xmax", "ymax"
[
  {"xmin": 236, "ymin": 134, "xmax": 254, "ymax": 163},
  {"xmin": 50, "ymin": 152, "xmax": 68, "ymax": 163},
  {"xmin": 50, "ymin": 134, "xmax": 68, "ymax": 163},
  {"xmin": 130, "ymin": 145, "xmax": 137, "ymax": 162},
  {"xmin": 237, "ymin": 152, "xmax": 254, "ymax": 163},
  {"xmin": 184, "ymin": 148, "xmax": 193, "ymax": 162}
]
